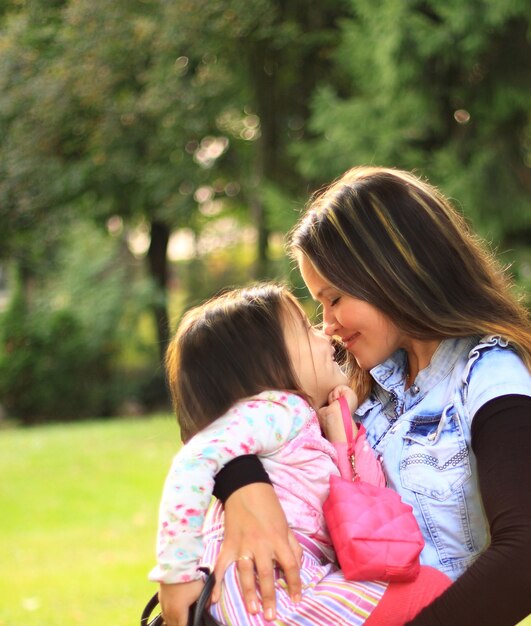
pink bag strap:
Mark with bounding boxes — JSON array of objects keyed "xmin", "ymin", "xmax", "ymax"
[
  {"xmin": 338, "ymin": 396, "xmax": 359, "ymax": 480},
  {"xmin": 338, "ymin": 395, "xmax": 354, "ymax": 447}
]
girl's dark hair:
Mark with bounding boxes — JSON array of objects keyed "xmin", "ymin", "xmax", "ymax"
[
  {"xmin": 290, "ymin": 166, "xmax": 530, "ymax": 399},
  {"xmin": 166, "ymin": 283, "xmax": 307, "ymax": 442}
]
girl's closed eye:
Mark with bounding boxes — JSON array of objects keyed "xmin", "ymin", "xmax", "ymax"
[{"xmin": 330, "ymin": 296, "xmax": 341, "ymax": 306}]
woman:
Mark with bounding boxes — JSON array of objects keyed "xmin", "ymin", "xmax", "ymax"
[{"xmin": 210, "ymin": 167, "xmax": 531, "ymax": 625}]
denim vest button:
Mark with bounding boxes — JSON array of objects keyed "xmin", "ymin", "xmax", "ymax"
[{"xmin": 410, "ymin": 384, "xmax": 420, "ymax": 395}]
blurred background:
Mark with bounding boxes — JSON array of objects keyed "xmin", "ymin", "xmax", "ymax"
[
  {"xmin": 0, "ymin": 0, "xmax": 529, "ymax": 426},
  {"xmin": 0, "ymin": 2, "xmax": 530, "ymax": 624}
]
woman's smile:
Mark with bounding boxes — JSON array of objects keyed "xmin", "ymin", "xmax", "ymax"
[{"xmin": 342, "ymin": 332, "xmax": 361, "ymax": 350}]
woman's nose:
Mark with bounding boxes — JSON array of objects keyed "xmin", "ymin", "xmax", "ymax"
[{"xmin": 322, "ymin": 308, "xmax": 338, "ymax": 336}]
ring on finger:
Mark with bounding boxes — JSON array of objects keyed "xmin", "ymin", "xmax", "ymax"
[{"xmin": 237, "ymin": 555, "xmax": 254, "ymax": 562}]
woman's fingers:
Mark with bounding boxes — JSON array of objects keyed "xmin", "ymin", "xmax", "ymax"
[
  {"xmin": 215, "ymin": 483, "xmax": 303, "ymax": 617},
  {"xmin": 249, "ymin": 530, "xmax": 302, "ymax": 619},
  {"xmin": 211, "ymin": 542, "xmax": 237, "ymax": 604},
  {"xmin": 251, "ymin": 552, "xmax": 277, "ymax": 621},
  {"xmin": 237, "ymin": 554, "xmax": 262, "ymax": 616},
  {"xmin": 285, "ymin": 529, "xmax": 303, "ymax": 602}
]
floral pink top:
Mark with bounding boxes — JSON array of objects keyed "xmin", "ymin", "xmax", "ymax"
[{"xmin": 149, "ymin": 390, "xmax": 383, "ymax": 584}]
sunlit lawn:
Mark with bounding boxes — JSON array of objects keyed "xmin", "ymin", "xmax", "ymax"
[
  {"xmin": 2, "ymin": 416, "xmax": 530, "ymax": 626},
  {"xmin": 0, "ymin": 415, "xmax": 180, "ymax": 626}
]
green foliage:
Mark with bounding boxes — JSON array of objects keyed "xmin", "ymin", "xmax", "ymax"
[
  {"xmin": 0, "ymin": 7, "xmax": 68, "ymax": 266},
  {"xmin": 0, "ymin": 220, "xmax": 160, "ymax": 423},
  {"xmin": 297, "ymin": 0, "xmax": 531, "ymax": 244},
  {"xmin": 0, "ymin": 297, "xmax": 109, "ymax": 422}
]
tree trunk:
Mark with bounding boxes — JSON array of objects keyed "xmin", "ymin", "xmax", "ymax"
[
  {"xmin": 146, "ymin": 219, "xmax": 170, "ymax": 361},
  {"xmin": 247, "ymin": 41, "xmax": 278, "ymax": 278},
  {"xmin": 245, "ymin": 2, "xmax": 347, "ymax": 278}
]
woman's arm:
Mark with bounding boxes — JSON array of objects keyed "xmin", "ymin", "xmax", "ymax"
[
  {"xmin": 212, "ymin": 454, "xmax": 272, "ymax": 501},
  {"xmin": 405, "ymin": 394, "xmax": 531, "ymax": 626}
]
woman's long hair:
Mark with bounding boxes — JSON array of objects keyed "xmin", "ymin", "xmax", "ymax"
[
  {"xmin": 166, "ymin": 284, "xmax": 308, "ymax": 442},
  {"xmin": 290, "ymin": 166, "xmax": 531, "ymax": 398}
]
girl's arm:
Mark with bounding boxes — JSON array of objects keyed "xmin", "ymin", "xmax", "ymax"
[
  {"xmin": 159, "ymin": 579, "xmax": 206, "ymax": 626},
  {"xmin": 149, "ymin": 393, "xmax": 303, "ymax": 584},
  {"xmin": 150, "ymin": 393, "xmax": 307, "ymax": 623}
]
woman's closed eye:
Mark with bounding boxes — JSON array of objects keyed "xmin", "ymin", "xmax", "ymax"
[{"xmin": 330, "ymin": 296, "xmax": 341, "ymax": 306}]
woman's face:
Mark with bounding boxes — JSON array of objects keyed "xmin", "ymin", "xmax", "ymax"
[
  {"xmin": 299, "ymin": 255, "xmax": 404, "ymax": 371},
  {"xmin": 282, "ymin": 302, "xmax": 347, "ymax": 408}
]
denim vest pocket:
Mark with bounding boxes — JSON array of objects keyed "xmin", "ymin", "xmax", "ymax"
[{"xmin": 399, "ymin": 405, "xmax": 471, "ymax": 501}]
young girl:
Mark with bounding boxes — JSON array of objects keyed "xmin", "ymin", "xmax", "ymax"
[{"xmin": 149, "ymin": 284, "xmax": 450, "ymax": 626}]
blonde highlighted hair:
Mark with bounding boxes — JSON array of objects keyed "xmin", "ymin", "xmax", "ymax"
[{"xmin": 290, "ymin": 166, "xmax": 531, "ymax": 399}]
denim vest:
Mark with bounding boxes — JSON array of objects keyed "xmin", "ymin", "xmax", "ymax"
[{"xmin": 356, "ymin": 336, "xmax": 531, "ymax": 581}]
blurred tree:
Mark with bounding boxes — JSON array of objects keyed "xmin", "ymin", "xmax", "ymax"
[
  {"xmin": 48, "ymin": 0, "xmax": 225, "ymax": 357},
  {"xmin": 4, "ymin": 0, "xmax": 526, "ymax": 369},
  {"xmin": 297, "ymin": 0, "xmax": 531, "ymax": 246},
  {"xmin": 0, "ymin": 218, "xmax": 156, "ymax": 423},
  {"xmin": 225, "ymin": 0, "xmax": 349, "ymax": 275},
  {"xmin": 0, "ymin": 0, "xmax": 72, "ymax": 305},
  {"xmin": 0, "ymin": 0, "xmax": 349, "ymax": 358},
  {"xmin": 1, "ymin": 0, "xmax": 529, "ymax": 423},
  {"xmin": 156, "ymin": 0, "xmax": 350, "ymax": 276},
  {"xmin": 0, "ymin": 0, "xmax": 228, "ymax": 358}
]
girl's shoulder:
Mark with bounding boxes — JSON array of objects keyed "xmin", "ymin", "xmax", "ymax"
[
  {"xmin": 234, "ymin": 390, "xmax": 314, "ymax": 418},
  {"xmin": 463, "ymin": 335, "xmax": 531, "ymax": 418},
  {"xmin": 224, "ymin": 390, "xmax": 314, "ymax": 434}
]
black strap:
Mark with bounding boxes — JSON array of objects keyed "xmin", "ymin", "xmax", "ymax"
[
  {"xmin": 192, "ymin": 570, "xmax": 216, "ymax": 624},
  {"xmin": 140, "ymin": 592, "xmax": 163, "ymax": 626}
]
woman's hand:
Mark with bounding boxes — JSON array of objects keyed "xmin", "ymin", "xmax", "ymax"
[
  {"xmin": 159, "ymin": 579, "xmax": 205, "ymax": 626},
  {"xmin": 212, "ymin": 483, "xmax": 303, "ymax": 621}
]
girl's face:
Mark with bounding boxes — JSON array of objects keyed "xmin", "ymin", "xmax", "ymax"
[
  {"xmin": 282, "ymin": 301, "xmax": 348, "ymax": 408},
  {"xmin": 299, "ymin": 255, "xmax": 404, "ymax": 371}
]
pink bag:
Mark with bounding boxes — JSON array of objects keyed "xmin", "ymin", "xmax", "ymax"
[{"xmin": 323, "ymin": 397, "xmax": 424, "ymax": 582}]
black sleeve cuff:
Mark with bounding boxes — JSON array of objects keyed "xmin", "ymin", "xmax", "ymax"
[{"xmin": 213, "ymin": 454, "xmax": 272, "ymax": 503}]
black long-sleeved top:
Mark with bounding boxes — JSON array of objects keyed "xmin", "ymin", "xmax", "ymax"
[{"xmin": 214, "ymin": 394, "xmax": 531, "ymax": 626}]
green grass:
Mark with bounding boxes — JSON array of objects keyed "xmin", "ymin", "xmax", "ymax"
[
  {"xmin": 0, "ymin": 415, "xmax": 181, "ymax": 626},
  {"xmin": 3, "ymin": 417, "xmax": 530, "ymax": 626}
]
